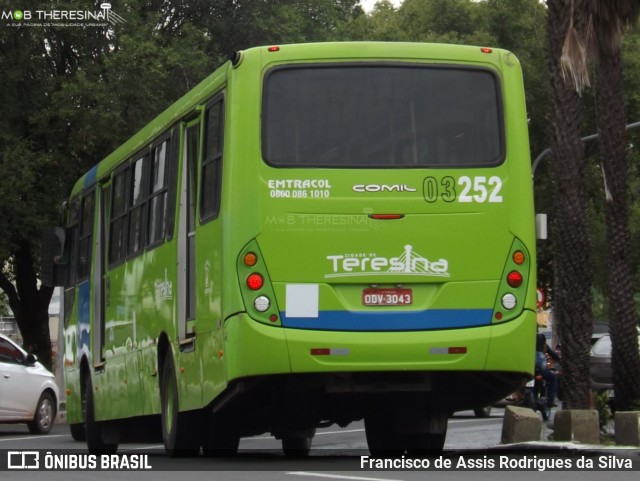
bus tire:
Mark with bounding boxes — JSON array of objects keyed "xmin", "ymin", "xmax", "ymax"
[
  {"xmin": 364, "ymin": 414, "xmax": 404, "ymax": 457},
  {"xmin": 405, "ymin": 431, "xmax": 447, "ymax": 456},
  {"xmin": 84, "ymin": 376, "xmax": 118, "ymax": 454},
  {"xmin": 202, "ymin": 413, "xmax": 240, "ymax": 457},
  {"xmin": 282, "ymin": 429, "xmax": 315, "ymax": 458},
  {"xmin": 473, "ymin": 406, "xmax": 492, "ymax": 418},
  {"xmin": 161, "ymin": 354, "xmax": 200, "ymax": 457},
  {"xmin": 70, "ymin": 423, "xmax": 86, "ymax": 441}
]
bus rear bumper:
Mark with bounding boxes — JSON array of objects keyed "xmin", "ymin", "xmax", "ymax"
[
  {"xmin": 224, "ymin": 309, "xmax": 536, "ymax": 380},
  {"xmin": 221, "ymin": 310, "xmax": 536, "ymax": 423}
]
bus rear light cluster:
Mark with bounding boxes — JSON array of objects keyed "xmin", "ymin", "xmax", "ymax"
[
  {"xmin": 493, "ymin": 240, "xmax": 530, "ymax": 323},
  {"xmin": 238, "ymin": 242, "xmax": 281, "ymax": 326}
]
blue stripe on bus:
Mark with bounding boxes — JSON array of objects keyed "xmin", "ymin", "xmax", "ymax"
[
  {"xmin": 84, "ymin": 165, "xmax": 98, "ymax": 188},
  {"xmin": 280, "ymin": 309, "xmax": 493, "ymax": 331}
]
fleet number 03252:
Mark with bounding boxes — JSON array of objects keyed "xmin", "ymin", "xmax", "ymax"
[{"xmin": 423, "ymin": 175, "xmax": 503, "ymax": 203}]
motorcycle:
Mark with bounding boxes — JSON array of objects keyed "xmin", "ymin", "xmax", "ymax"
[
  {"xmin": 504, "ymin": 353, "xmax": 562, "ymax": 421},
  {"xmin": 522, "ymin": 369, "xmax": 551, "ymax": 420}
]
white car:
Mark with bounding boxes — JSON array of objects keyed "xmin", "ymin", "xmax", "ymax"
[{"xmin": 0, "ymin": 333, "xmax": 59, "ymax": 434}]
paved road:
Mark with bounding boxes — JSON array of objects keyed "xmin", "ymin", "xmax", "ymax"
[
  {"xmin": 0, "ymin": 409, "xmax": 638, "ymax": 481},
  {"xmin": 0, "ymin": 410, "xmax": 504, "ymax": 452}
]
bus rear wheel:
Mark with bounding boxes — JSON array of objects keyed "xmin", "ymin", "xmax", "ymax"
[
  {"xmin": 405, "ymin": 430, "xmax": 447, "ymax": 456},
  {"xmin": 364, "ymin": 414, "xmax": 404, "ymax": 457},
  {"xmin": 84, "ymin": 376, "xmax": 118, "ymax": 454},
  {"xmin": 160, "ymin": 354, "xmax": 201, "ymax": 457},
  {"xmin": 202, "ymin": 413, "xmax": 240, "ymax": 457},
  {"xmin": 69, "ymin": 423, "xmax": 86, "ymax": 441},
  {"xmin": 282, "ymin": 429, "xmax": 315, "ymax": 457}
]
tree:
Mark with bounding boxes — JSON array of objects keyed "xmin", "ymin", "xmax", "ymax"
[
  {"xmin": 545, "ymin": 0, "xmax": 594, "ymax": 409},
  {"xmin": 581, "ymin": 0, "xmax": 640, "ymax": 411},
  {"xmin": 0, "ymin": 0, "xmax": 360, "ymax": 371}
]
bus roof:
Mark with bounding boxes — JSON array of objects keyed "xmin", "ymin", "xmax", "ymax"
[{"xmin": 71, "ymin": 41, "xmax": 515, "ymax": 196}]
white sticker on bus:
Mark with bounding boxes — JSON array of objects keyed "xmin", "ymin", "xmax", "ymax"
[
  {"xmin": 458, "ymin": 176, "xmax": 503, "ymax": 203},
  {"xmin": 286, "ymin": 284, "xmax": 319, "ymax": 318},
  {"xmin": 325, "ymin": 245, "xmax": 449, "ymax": 279},
  {"xmin": 423, "ymin": 176, "xmax": 505, "ymax": 204},
  {"xmin": 267, "ymin": 179, "xmax": 332, "ymax": 199}
]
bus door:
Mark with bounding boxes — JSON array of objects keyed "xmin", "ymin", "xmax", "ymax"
[
  {"xmin": 92, "ymin": 184, "xmax": 108, "ymax": 368},
  {"xmin": 177, "ymin": 118, "xmax": 200, "ymax": 346}
]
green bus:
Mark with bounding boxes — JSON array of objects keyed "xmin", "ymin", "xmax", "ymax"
[{"xmin": 46, "ymin": 42, "xmax": 537, "ymax": 456}]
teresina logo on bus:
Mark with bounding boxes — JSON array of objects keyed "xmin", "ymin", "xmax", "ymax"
[
  {"xmin": 352, "ymin": 184, "xmax": 417, "ymax": 193},
  {"xmin": 325, "ymin": 245, "xmax": 449, "ymax": 278}
]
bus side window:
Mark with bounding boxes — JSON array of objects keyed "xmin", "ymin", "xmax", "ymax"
[
  {"xmin": 201, "ymin": 97, "xmax": 224, "ymax": 222},
  {"xmin": 128, "ymin": 154, "xmax": 148, "ymax": 255},
  {"xmin": 66, "ymin": 198, "xmax": 81, "ymax": 287},
  {"xmin": 148, "ymin": 139, "xmax": 170, "ymax": 247},
  {"xmin": 109, "ymin": 167, "xmax": 129, "ymax": 265},
  {"xmin": 166, "ymin": 127, "xmax": 180, "ymax": 241},
  {"xmin": 77, "ymin": 191, "xmax": 95, "ymax": 281}
]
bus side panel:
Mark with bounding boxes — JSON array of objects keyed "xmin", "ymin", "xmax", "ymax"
[
  {"xmin": 485, "ymin": 309, "xmax": 536, "ymax": 373},
  {"xmin": 173, "ymin": 346, "xmax": 203, "ymax": 412},
  {"xmin": 197, "ymin": 326, "xmax": 228, "ymax": 409},
  {"xmin": 224, "ymin": 313, "xmax": 291, "ymax": 381},
  {"xmin": 138, "ymin": 346, "xmax": 161, "ymax": 415},
  {"xmin": 63, "ymin": 288, "xmax": 82, "ymax": 425},
  {"xmin": 93, "ymin": 358, "xmax": 128, "ymax": 421},
  {"xmin": 64, "ymin": 368, "xmax": 83, "ymax": 425}
]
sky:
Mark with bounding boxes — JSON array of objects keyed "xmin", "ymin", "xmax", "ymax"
[{"xmin": 360, "ymin": 0, "xmax": 404, "ymax": 12}]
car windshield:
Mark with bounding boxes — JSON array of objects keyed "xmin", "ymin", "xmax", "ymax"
[
  {"xmin": 591, "ymin": 335, "xmax": 611, "ymax": 356},
  {"xmin": 591, "ymin": 333, "xmax": 640, "ymax": 356},
  {"xmin": 0, "ymin": 335, "xmax": 27, "ymax": 363}
]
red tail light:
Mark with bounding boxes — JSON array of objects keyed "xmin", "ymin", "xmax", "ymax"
[
  {"xmin": 247, "ymin": 273, "xmax": 264, "ymax": 290},
  {"xmin": 507, "ymin": 271, "xmax": 523, "ymax": 288}
]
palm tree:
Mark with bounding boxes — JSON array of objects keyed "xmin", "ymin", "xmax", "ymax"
[
  {"xmin": 546, "ymin": 0, "xmax": 594, "ymax": 409},
  {"xmin": 588, "ymin": 0, "xmax": 640, "ymax": 411},
  {"xmin": 559, "ymin": 0, "xmax": 640, "ymax": 411}
]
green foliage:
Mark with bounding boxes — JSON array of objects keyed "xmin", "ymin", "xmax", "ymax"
[
  {"xmin": 594, "ymin": 390, "xmax": 614, "ymax": 434},
  {"xmin": 0, "ymin": 291, "xmax": 9, "ymax": 317},
  {"xmin": 1, "ymin": 0, "xmax": 640, "ymax": 353},
  {"xmin": 0, "ymin": 0, "xmax": 361, "ymax": 355}
]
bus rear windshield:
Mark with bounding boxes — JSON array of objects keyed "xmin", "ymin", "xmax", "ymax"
[{"xmin": 263, "ymin": 65, "xmax": 504, "ymax": 168}]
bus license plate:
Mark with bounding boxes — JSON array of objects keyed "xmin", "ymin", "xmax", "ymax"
[{"xmin": 362, "ymin": 288, "xmax": 412, "ymax": 306}]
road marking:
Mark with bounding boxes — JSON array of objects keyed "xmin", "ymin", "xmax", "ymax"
[
  {"xmin": 243, "ymin": 428, "xmax": 366, "ymax": 441},
  {"xmin": 0, "ymin": 434, "xmax": 66, "ymax": 443},
  {"xmin": 287, "ymin": 472, "xmax": 404, "ymax": 481},
  {"xmin": 242, "ymin": 417, "xmax": 497, "ymax": 441}
]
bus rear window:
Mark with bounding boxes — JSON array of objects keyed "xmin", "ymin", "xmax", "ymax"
[{"xmin": 263, "ymin": 65, "xmax": 504, "ymax": 168}]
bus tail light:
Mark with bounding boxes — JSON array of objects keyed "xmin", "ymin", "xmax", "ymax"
[
  {"xmin": 493, "ymin": 239, "xmax": 530, "ymax": 324},
  {"xmin": 238, "ymin": 241, "xmax": 281, "ymax": 326},
  {"xmin": 368, "ymin": 214, "xmax": 405, "ymax": 220},
  {"xmin": 247, "ymin": 273, "xmax": 264, "ymax": 290},
  {"xmin": 507, "ymin": 271, "xmax": 523, "ymax": 288}
]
